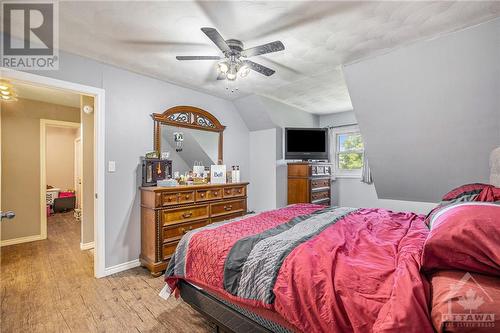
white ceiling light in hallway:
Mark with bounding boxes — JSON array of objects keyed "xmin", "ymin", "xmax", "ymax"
[{"xmin": 0, "ymin": 80, "xmax": 18, "ymax": 102}]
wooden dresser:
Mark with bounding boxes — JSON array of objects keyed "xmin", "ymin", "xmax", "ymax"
[
  {"xmin": 287, "ymin": 162, "xmax": 332, "ymax": 206},
  {"xmin": 140, "ymin": 182, "xmax": 249, "ymax": 276}
]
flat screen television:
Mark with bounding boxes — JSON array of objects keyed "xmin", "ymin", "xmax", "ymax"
[{"xmin": 285, "ymin": 128, "xmax": 328, "ymax": 160}]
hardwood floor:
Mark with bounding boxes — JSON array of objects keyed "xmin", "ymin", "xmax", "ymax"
[{"xmin": 0, "ymin": 212, "xmax": 212, "ymax": 333}]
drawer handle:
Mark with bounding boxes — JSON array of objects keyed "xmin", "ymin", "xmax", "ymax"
[
  {"xmin": 224, "ymin": 205, "xmax": 233, "ymax": 211},
  {"xmin": 182, "ymin": 212, "xmax": 193, "ymax": 218},
  {"xmin": 180, "ymin": 226, "xmax": 194, "ymax": 234},
  {"xmin": 213, "ymin": 191, "xmax": 219, "ymax": 196},
  {"xmin": 185, "ymin": 194, "xmax": 190, "ymax": 199},
  {"xmin": 200, "ymin": 193, "xmax": 205, "ymax": 198}
]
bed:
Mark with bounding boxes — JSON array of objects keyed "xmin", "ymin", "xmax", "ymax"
[
  {"xmin": 161, "ymin": 181, "xmax": 500, "ymax": 332},
  {"xmin": 162, "ymin": 204, "xmax": 433, "ymax": 332}
]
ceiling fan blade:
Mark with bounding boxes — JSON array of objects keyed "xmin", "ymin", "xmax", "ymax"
[
  {"xmin": 260, "ymin": 58, "xmax": 301, "ymax": 75},
  {"xmin": 201, "ymin": 27, "xmax": 231, "ymax": 53},
  {"xmin": 176, "ymin": 56, "xmax": 221, "ymax": 60},
  {"xmin": 243, "ymin": 60, "xmax": 275, "ymax": 76},
  {"xmin": 241, "ymin": 41, "xmax": 285, "ymax": 58},
  {"xmin": 122, "ymin": 40, "xmax": 208, "ymax": 47},
  {"xmin": 240, "ymin": 2, "xmax": 362, "ymax": 40}
]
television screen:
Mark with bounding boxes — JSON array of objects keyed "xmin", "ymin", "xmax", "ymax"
[{"xmin": 285, "ymin": 128, "xmax": 328, "ymax": 160}]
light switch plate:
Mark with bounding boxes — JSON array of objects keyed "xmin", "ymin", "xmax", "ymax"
[{"xmin": 108, "ymin": 161, "xmax": 116, "ymax": 172}]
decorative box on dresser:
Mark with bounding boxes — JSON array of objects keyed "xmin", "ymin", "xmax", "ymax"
[
  {"xmin": 140, "ymin": 182, "xmax": 249, "ymax": 276},
  {"xmin": 287, "ymin": 162, "xmax": 332, "ymax": 206}
]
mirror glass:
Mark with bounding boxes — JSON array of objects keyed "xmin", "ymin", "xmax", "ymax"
[{"xmin": 160, "ymin": 124, "xmax": 219, "ymax": 174}]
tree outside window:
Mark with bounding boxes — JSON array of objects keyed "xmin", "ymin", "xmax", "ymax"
[{"xmin": 332, "ymin": 126, "xmax": 364, "ymax": 177}]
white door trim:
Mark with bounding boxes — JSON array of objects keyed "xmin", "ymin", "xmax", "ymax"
[
  {"xmin": 40, "ymin": 119, "xmax": 80, "ymax": 240},
  {"xmin": 1, "ymin": 68, "xmax": 106, "ymax": 278}
]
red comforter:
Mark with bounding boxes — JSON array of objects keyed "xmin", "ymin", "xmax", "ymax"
[{"xmin": 165, "ymin": 204, "xmax": 433, "ymax": 332}]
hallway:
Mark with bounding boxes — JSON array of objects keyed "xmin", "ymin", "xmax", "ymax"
[{"xmin": 0, "ymin": 213, "xmax": 211, "ymax": 332}]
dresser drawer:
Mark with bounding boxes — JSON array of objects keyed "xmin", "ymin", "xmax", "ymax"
[
  {"xmin": 163, "ymin": 219, "xmax": 209, "ymax": 242},
  {"xmin": 211, "ymin": 212, "xmax": 244, "ymax": 223},
  {"xmin": 162, "ymin": 241, "xmax": 178, "ymax": 260},
  {"xmin": 178, "ymin": 191, "xmax": 195, "ymax": 204},
  {"xmin": 223, "ymin": 187, "xmax": 233, "ymax": 198},
  {"xmin": 162, "ymin": 205, "xmax": 209, "ymax": 226},
  {"xmin": 311, "ymin": 179, "xmax": 330, "ymax": 189},
  {"xmin": 196, "ymin": 188, "xmax": 223, "ymax": 202},
  {"xmin": 311, "ymin": 191, "xmax": 329, "ymax": 201},
  {"xmin": 211, "ymin": 199, "xmax": 246, "ymax": 217},
  {"xmin": 161, "ymin": 192, "xmax": 179, "ymax": 206},
  {"xmin": 232, "ymin": 186, "xmax": 246, "ymax": 197},
  {"xmin": 223, "ymin": 186, "xmax": 246, "ymax": 198}
]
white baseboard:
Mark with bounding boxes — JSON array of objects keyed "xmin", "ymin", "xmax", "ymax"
[
  {"xmin": 80, "ymin": 241, "xmax": 95, "ymax": 250},
  {"xmin": 1, "ymin": 234, "xmax": 44, "ymax": 247},
  {"xmin": 104, "ymin": 259, "xmax": 141, "ymax": 276}
]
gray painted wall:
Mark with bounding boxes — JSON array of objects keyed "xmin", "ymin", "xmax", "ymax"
[
  {"xmin": 249, "ymin": 128, "xmax": 277, "ymax": 212},
  {"xmin": 235, "ymin": 94, "xmax": 319, "ymax": 209},
  {"xmin": 259, "ymin": 96, "xmax": 320, "ymax": 128},
  {"xmin": 24, "ymin": 49, "xmax": 250, "ymax": 268},
  {"xmin": 320, "ymin": 111, "xmax": 436, "ymax": 214},
  {"xmin": 233, "ymin": 95, "xmax": 274, "ymax": 131},
  {"xmin": 233, "ymin": 94, "xmax": 320, "ymax": 131},
  {"xmin": 319, "ymin": 111, "xmax": 357, "ymax": 128},
  {"xmin": 344, "ymin": 18, "xmax": 500, "ymax": 203}
]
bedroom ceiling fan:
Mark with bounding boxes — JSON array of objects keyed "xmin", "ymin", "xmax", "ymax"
[{"xmin": 176, "ymin": 27, "xmax": 285, "ymax": 81}]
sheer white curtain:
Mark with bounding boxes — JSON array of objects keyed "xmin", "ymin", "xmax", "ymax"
[
  {"xmin": 328, "ymin": 129, "xmax": 335, "ymax": 164},
  {"xmin": 361, "ymin": 153, "xmax": 373, "ymax": 184}
]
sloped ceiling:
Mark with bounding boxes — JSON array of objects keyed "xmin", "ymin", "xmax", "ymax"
[
  {"xmin": 233, "ymin": 94, "xmax": 318, "ymax": 131},
  {"xmin": 344, "ymin": 18, "xmax": 500, "ymax": 203},
  {"xmin": 6, "ymin": 1, "xmax": 499, "ymax": 114}
]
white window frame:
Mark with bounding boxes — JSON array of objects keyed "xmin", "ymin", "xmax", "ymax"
[{"xmin": 331, "ymin": 125, "xmax": 364, "ymax": 178}]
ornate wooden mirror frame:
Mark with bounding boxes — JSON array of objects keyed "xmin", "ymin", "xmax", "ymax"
[{"xmin": 152, "ymin": 106, "xmax": 226, "ymax": 163}]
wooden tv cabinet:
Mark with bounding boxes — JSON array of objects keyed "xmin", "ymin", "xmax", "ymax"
[{"xmin": 287, "ymin": 162, "xmax": 332, "ymax": 206}]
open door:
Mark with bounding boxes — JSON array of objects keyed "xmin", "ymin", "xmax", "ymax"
[{"xmin": 74, "ymin": 137, "xmax": 82, "ymax": 211}]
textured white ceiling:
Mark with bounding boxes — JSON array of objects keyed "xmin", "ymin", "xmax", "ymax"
[{"xmin": 39, "ymin": 1, "xmax": 500, "ymax": 114}]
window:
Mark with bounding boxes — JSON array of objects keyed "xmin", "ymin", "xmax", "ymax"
[{"xmin": 331, "ymin": 126, "xmax": 364, "ymax": 178}]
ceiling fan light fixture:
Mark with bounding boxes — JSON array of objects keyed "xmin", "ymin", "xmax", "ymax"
[
  {"xmin": 176, "ymin": 27, "xmax": 284, "ymax": 82},
  {"xmin": 239, "ymin": 65, "xmax": 250, "ymax": 78},
  {"xmin": 218, "ymin": 62, "xmax": 229, "ymax": 73}
]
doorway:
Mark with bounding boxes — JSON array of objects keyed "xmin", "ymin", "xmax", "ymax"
[
  {"xmin": 41, "ymin": 120, "xmax": 81, "ymax": 248},
  {"xmin": 0, "ymin": 69, "xmax": 105, "ymax": 277}
]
